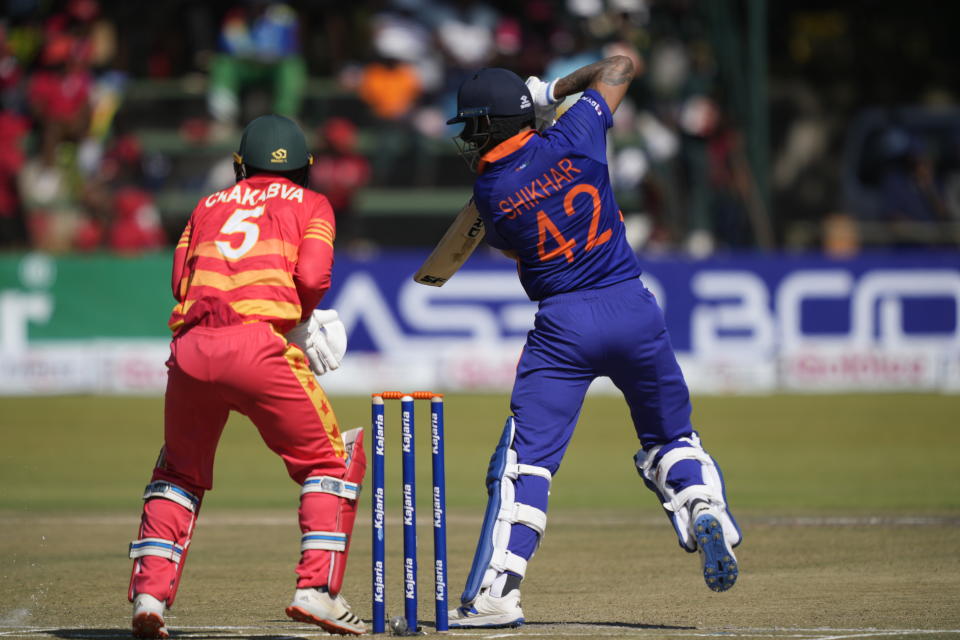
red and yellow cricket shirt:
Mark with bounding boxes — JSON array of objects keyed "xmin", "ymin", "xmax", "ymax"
[{"xmin": 168, "ymin": 175, "xmax": 335, "ymax": 335}]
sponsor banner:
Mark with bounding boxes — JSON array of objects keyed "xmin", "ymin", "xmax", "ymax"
[
  {"xmin": 780, "ymin": 348, "xmax": 942, "ymax": 391},
  {"xmin": 0, "ymin": 251, "xmax": 958, "ymax": 395},
  {"xmin": 320, "ymin": 250, "xmax": 960, "ymax": 393},
  {"xmin": 0, "ymin": 341, "xmax": 170, "ymax": 395}
]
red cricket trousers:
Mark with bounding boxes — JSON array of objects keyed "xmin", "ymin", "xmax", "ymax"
[{"xmin": 131, "ymin": 322, "xmax": 348, "ymax": 603}]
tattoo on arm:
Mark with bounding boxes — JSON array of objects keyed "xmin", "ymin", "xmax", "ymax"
[
  {"xmin": 599, "ymin": 64, "xmax": 632, "ymax": 86},
  {"xmin": 554, "ymin": 63, "xmax": 601, "ymax": 98},
  {"xmin": 554, "ymin": 56, "xmax": 634, "ymax": 99}
]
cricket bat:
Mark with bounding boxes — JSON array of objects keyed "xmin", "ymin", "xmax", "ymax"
[{"xmin": 414, "ymin": 198, "xmax": 485, "ymax": 286}]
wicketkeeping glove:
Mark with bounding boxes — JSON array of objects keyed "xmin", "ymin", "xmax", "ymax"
[
  {"xmin": 525, "ymin": 75, "xmax": 561, "ymax": 131},
  {"xmin": 308, "ymin": 308, "xmax": 347, "ymax": 374},
  {"xmin": 286, "ymin": 308, "xmax": 348, "ymax": 376}
]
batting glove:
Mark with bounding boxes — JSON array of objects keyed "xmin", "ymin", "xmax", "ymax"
[
  {"xmin": 525, "ymin": 75, "xmax": 560, "ymax": 107},
  {"xmin": 525, "ymin": 76, "xmax": 561, "ymax": 131}
]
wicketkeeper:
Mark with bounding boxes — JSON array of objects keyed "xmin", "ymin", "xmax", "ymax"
[
  {"xmin": 127, "ymin": 114, "xmax": 366, "ymax": 637},
  {"xmin": 444, "ymin": 59, "xmax": 743, "ymax": 627}
]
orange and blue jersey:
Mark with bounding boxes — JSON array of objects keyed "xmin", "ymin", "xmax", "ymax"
[
  {"xmin": 472, "ymin": 88, "xmax": 641, "ymax": 301},
  {"xmin": 169, "ymin": 174, "xmax": 335, "ymax": 335},
  {"xmin": 476, "ymin": 91, "xmax": 698, "ymax": 568}
]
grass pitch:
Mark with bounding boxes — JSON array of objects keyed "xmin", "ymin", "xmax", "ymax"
[{"xmin": 1, "ymin": 393, "xmax": 959, "ymax": 639}]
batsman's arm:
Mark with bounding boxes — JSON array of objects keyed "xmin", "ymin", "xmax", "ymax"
[{"xmin": 553, "ymin": 55, "xmax": 636, "ymax": 114}]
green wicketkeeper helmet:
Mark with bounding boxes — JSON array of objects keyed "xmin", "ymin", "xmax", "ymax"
[{"xmin": 233, "ymin": 114, "xmax": 313, "ymax": 183}]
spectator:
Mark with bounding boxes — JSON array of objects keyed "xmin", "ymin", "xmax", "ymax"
[
  {"xmin": 430, "ymin": 0, "xmax": 499, "ymax": 72},
  {"xmin": 365, "ymin": 5, "xmax": 441, "ymax": 95},
  {"xmin": 352, "ymin": 8, "xmax": 430, "ymax": 185},
  {"xmin": 0, "ymin": 111, "xmax": 30, "ymax": 247},
  {"xmin": 17, "ymin": 4, "xmax": 102, "ymax": 252},
  {"xmin": 108, "ymin": 186, "xmax": 166, "ymax": 254},
  {"xmin": 357, "ymin": 56, "xmax": 421, "ymax": 121},
  {"xmin": 26, "ymin": 18, "xmax": 93, "ymax": 167},
  {"xmin": 940, "ymin": 133, "xmax": 960, "ymax": 225},
  {"xmin": 309, "ymin": 118, "xmax": 371, "ymax": 248},
  {"xmin": 821, "ymin": 212, "xmax": 860, "ymax": 257},
  {"xmin": 78, "ymin": 133, "xmax": 166, "ymax": 254},
  {"xmin": 878, "ymin": 130, "xmax": 949, "ymax": 245},
  {"xmin": 0, "ymin": 24, "xmax": 24, "ymax": 110},
  {"xmin": 17, "ymin": 156, "xmax": 84, "ymax": 253},
  {"xmin": 207, "ymin": 2, "xmax": 306, "ymax": 131}
]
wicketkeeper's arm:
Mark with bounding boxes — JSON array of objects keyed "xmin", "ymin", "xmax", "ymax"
[
  {"xmin": 295, "ymin": 199, "xmax": 336, "ymax": 320},
  {"xmin": 171, "ymin": 217, "xmax": 194, "ymax": 301}
]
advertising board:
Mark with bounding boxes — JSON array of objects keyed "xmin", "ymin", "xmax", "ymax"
[{"xmin": 1, "ymin": 251, "xmax": 957, "ymax": 394}]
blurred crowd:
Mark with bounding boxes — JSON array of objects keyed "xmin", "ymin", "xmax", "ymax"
[
  {"xmin": 1, "ymin": 0, "xmax": 958, "ymax": 254},
  {"xmin": 0, "ymin": 0, "xmax": 166, "ymax": 252}
]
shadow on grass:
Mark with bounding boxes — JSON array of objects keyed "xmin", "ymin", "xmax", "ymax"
[
  {"xmin": 524, "ymin": 621, "xmax": 696, "ymax": 630},
  {"xmin": 45, "ymin": 620, "xmax": 694, "ymax": 638},
  {"xmin": 48, "ymin": 630, "xmax": 314, "ymax": 640}
]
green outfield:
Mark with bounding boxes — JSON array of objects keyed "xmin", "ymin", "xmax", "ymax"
[{"xmin": 1, "ymin": 393, "xmax": 959, "ymax": 639}]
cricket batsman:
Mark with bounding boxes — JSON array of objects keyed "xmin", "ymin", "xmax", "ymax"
[
  {"xmin": 127, "ymin": 115, "xmax": 366, "ymax": 637},
  {"xmin": 444, "ymin": 58, "xmax": 742, "ymax": 627}
]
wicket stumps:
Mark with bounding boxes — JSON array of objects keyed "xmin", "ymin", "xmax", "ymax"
[{"xmin": 371, "ymin": 392, "xmax": 448, "ymax": 634}]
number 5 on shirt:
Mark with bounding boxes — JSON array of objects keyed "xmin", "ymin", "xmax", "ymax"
[{"xmin": 216, "ymin": 206, "xmax": 265, "ymax": 259}]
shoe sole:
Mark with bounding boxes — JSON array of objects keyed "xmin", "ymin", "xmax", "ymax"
[
  {"xmin": 695, "ymin": 513, "xmax": 738, "ymax": 592},
  {"xmin": 132, "ymin": 612, "xmax": 168, "ymax": 639},
  {"xmin": 449, "ymin": 616, "xmax": 525, "ymax": 629},
  {"xmin": 286, "ymin": 605, "xmax": 365, "ymax": 636}
]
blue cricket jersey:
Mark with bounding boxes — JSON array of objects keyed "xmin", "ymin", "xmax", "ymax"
[{"xmin": 473, "ymin": 89, "xmax": 641, "ymax": 300}]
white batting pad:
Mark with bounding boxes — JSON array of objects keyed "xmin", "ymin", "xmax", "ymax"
[{"xmin": 635, "ymin": 432, "xmax": 741, "ymax": 552}]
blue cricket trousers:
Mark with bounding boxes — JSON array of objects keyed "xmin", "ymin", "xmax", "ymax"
[{"xmin": 507, "ymin": 277, "xmax": 695, "ymax": 560}]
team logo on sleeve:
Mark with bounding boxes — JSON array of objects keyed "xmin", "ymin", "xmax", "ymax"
[
  {"xmin": 271, "ymin": 148, "xmax": 288, "ymax": 163},
  {"xmin": 580, "ymin": 95, "xmax": 603, "ymax": 116}
]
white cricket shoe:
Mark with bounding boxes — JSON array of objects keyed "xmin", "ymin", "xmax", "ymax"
[
  {"xmin": 132, "ymin": 593, "xmax": 169, "ymax": 639},
  {"xmin": 286, "ymin": 587, "xmax": 366, "ymax": 635},
  {"xmin": 691, "ymin": 501, "xmax": 739, "ymax": 592},
  {"xmin": 448, "ymin": 589, "xmax": 524, "ymax": 628}
]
